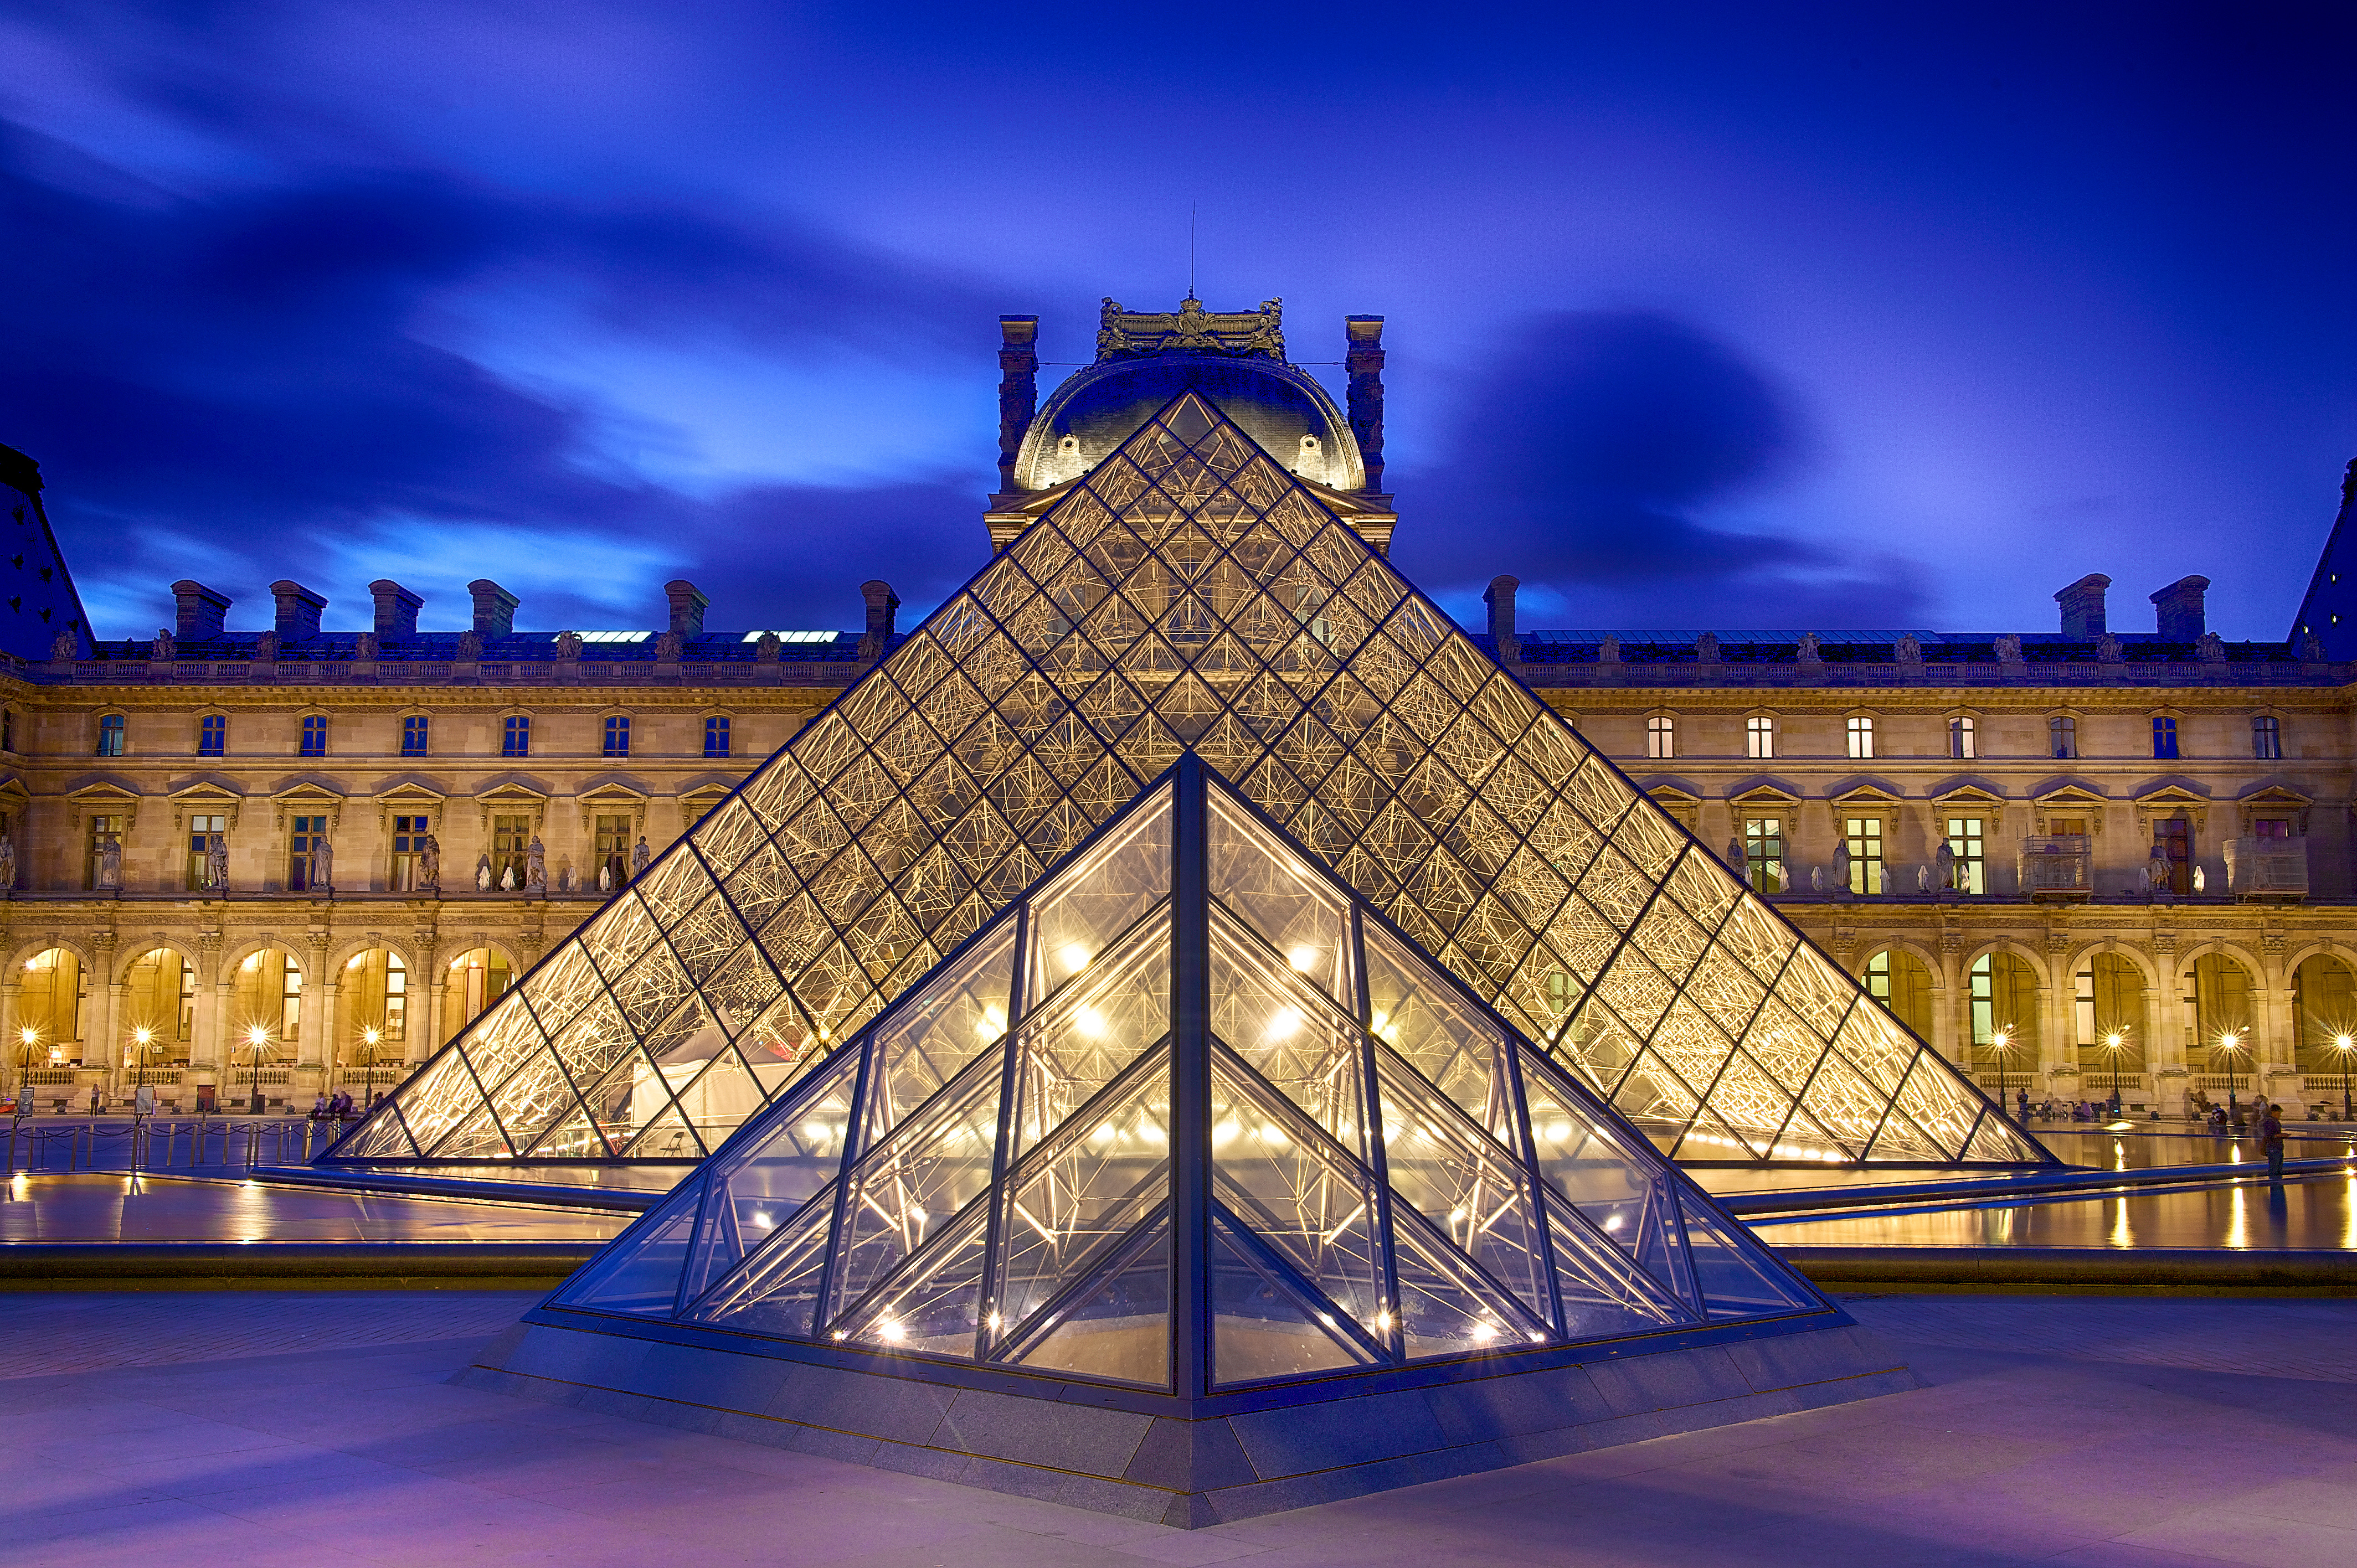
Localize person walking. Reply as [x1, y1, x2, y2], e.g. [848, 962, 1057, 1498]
[2261, 1101, 2286, 1182]
[2015, 1088, 2029, 1124]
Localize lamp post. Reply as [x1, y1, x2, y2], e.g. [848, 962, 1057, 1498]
[2102, 1030, 2128, 1110]
[2335, 1035, 2354, 1123]
[1990, 1028, 2014, 1119]
[242, 1025, 272, 1115]
[2217, 1029, 2246, 1129]
[12, 1025, 34, 1112]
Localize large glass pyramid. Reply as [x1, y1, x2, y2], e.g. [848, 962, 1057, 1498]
[548, 761, 1831, 1387]
[328, 390, 2047, 1169]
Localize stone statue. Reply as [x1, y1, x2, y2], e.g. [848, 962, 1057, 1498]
[1934, 841, 1956, 890]
[755, 632, 781, 663]
[554, 631, 583, 659]
[97, 834, 123, 890]
[50, 631, 76, 662]
[1808, 864, 1824, 894]
[1596, 634, 1620, 664]
[2198, 632, 2227, 663]
[1995, 633, 2023, 663]
[500, 863, 517, 891]
[253, 631, 279, 663]
[2145, 850, 2172, 894]
[2193, 864, 2207, 894]
[310, 836, 333, 893]
[656, 630, 684, 662]
[631, 835, 651, 876]
[353, 632, 377, 661]
[1724, 836, 1744, 871]
[1831, 840, 1852, 894]
[2095, 633, 2123, 663]
[1896, 633, 1923, 662]
[1694, 632, 1720, 663]
[1916, 863, 1933, 894]
[456, 630, 483, 661]
[1796, 632, 1822, 662]
[207, 833, 228, 891]
[598, 862, 613, 892]
[526, 837, 547, 893]
[476, 853, 492, 891]
[2301, 631, 2327, 661]
[0, 834, 14, 892]
[417, 833, 441, 893]
[152, 628, 175, 661]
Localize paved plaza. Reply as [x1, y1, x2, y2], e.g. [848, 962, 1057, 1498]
[0, 1290, 2351, 1566]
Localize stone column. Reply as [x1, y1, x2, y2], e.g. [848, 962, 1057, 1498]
[100, 981, 126, 1096]
[425, 979, 448, 1059]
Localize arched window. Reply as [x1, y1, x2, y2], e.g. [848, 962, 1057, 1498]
[1968, 951, 2039, 1083]
[342, 948, 410, 1064]
[229, 948, 303, 1052]
[1863, 949, 1933, 1039]
[18, 947, 87, 1053]
[2074, 952, 2147, 1081]
[122, 948, 196, 1058]
[2292, 954, 2356, 1075]
[445, 948, 513, 1042]
[2189, 953, 2255, 1074]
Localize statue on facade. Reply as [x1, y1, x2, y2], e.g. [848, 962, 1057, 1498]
[656, 631, 684, 662]
[500, 863, 517, 891]
[631, 835, 651, 876]
[2192, 864, 2206, 894]
[1808, 864, 1824, 894]
[1795, 632, 1821, 663]
[476, 853, 492, 891]
[2198, 631, 2227, 663]
[0, 834, 14, 892]
[1596, 634, 1620, 664]
[417, 833, 441, 893]
[526, 837, 547, 894]
[2095, 633, 2123, 663]
[1831, 840, 1852, 895]
[152, 628, 175, 661]
[1896, 633, 1923, 662]
[97, 834, 123, 890]
[1695, 632, 1720, 663]
[755, 632, 781, 663]
[2301, 631, 2327, 661]
[1724, 836, 1744, 871]
[353, 632, 378, 661]
[1934, 841, 1957, 891]
[50, 631, 77, 662]
[253, 630, 279, 664]
[598, 862, 613, 891]
[207, 833, 228, 892]
[456, 630, 483, 661]
[310, 837, 333, 894]
[1994, 633, 2023, 662]
[2145, 850, 2172, 895]
[554, 631, 583, 659]
[1916, 863, 1933, 894]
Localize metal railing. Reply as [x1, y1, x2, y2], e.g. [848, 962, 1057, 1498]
[1, 1114, 349, 1175]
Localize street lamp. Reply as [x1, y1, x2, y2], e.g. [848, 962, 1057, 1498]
[2216, 1030, 2246, 1128]
[2102, 1030, 2128, 1107]
[242, 1025, 272, 1114]
[2335, 1034, 2354, 1123]
[1989, 1028, 2015, 1118]
[12, 1025, 34, 1111]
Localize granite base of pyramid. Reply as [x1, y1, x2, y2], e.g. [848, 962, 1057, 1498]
[455, 1309, 1915, 1526]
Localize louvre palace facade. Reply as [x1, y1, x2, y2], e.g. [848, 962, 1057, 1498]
[2, 301, 2354, 1129]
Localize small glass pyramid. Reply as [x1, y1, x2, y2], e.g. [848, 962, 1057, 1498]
[330, 389, 2047, 1170]
[549, 761, 1830, 1390]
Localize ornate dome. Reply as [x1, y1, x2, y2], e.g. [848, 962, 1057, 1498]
[1011, 298, 1365, 492]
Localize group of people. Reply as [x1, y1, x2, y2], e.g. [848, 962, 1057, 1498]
[307, 1090, 362, 1122]
[2021, 1093, 2124, 1124]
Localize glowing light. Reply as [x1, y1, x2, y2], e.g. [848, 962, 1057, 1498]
[1603, 1215, 1623, 1230]
[1212, 1118, 1240, 1147]
[1288, 946, 1319, 973]
[17, 1027, 34, 1046]
[241, 953, 260, 973]
[246, 1027, 269, 1048]
[1545, 1120, 1573, 1143]
[1073, 1005, 1107, 1039]
[363, 1028, 381, 1046]
[346, 953, 366, 970]
[2338, 1035, 2354, 1053]
[132, 1028, 152, 1046]
[876, 1318, 905, 1343]
[986, 1311, 1002, 1332]
[753, 1211, 773, 1229]
[1265, 1005, 1303, 1041]
[975, 1005, 1007, 1042]
[1059, 943, 1090, 975]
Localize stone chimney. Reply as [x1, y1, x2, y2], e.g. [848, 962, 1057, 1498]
[996, 316, 1039, 496]
[2054, 574, 2111, 639]
[2150, 575, 2209, 640]
[270, 580, 326, 641]
[1345, 316, 1387, 494]
[469, 579, 518, 638]
[860, 580, 899, 660]
[369, 579, 422, 639]
[1483, 575, 1519, 662]
[172, 580, 231, 641]
[665, 580, 709, 638]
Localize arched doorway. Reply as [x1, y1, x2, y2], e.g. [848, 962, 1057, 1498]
[121, 947, 197, 1089]
[2189, 952, 2257, 1096]
[338, 947, 410, 1096]
[1862, 948, 1933, 1039]
[2292, 953, 2357, 1088]
[2074, 952, 2147, 1096]
[444, 948, 512, 1044]
[1968, 950, 2039, 1100]
[226, 948, 302, 1110]
[17, 947, 86, 1077]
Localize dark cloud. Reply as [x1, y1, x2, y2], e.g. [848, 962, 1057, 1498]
[0, 122, 996, 633]
[1396, 311, 1929, 628]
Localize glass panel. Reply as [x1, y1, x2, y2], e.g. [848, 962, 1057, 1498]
[860, 922, 1017, 1147]
[840, 1206, 990, 1360]
[1372, 1043, 1548, 1322]
[1389, 1203, 1550, 1358]
[1010, 1220, 1172, 1388]
[1013, 906, 1171, 1156]
[1211, 1056, 1385, 1329]
[995, 1048, 1170, 1343]
[824, 1066, 1004, 1325]
[1210, 910, 1366, 1157]
[1210, 1215, 1377, 1386]
[1027, 784, 1172, 1005]
[1545, 1194, 1697, 1336]
[1207, 789, 1351, 1005]
[1364, 927, 1517, 1149]
[1518, 1052, 1689, 1304]
[689, 1182, 837, 1339]
[552, 1177, 704, 1316]
[1675, 1190, 1818, 1318]
[680, 1048, 862, 1304]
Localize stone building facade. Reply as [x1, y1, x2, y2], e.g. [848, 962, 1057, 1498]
[4, 386, 2354, 1122]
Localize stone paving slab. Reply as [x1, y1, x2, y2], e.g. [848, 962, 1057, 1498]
[1, 1292, 2354, 1565]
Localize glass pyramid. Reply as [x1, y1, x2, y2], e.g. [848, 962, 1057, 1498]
[327, 389, 2047, 1169]
[549, 760, 1831, 1389]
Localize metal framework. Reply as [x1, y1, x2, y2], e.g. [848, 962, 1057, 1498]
[328, 391, 2048, 1170]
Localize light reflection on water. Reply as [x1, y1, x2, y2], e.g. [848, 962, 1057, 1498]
[1757, 1171, 2350, 1250]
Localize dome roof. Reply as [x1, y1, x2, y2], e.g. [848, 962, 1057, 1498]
[1013, 331, 1364, 493]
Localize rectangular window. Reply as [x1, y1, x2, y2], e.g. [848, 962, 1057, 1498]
[595, 814, 632, 890]
[2049, 715, 2077, 759]
[198, 714, 226, 756]
[2154, 817, 2191, 895]
[1743, 817, 1784, 895]
[389, 815, 429, 892]
[2252, 715, 2281, 760]
[186, 814, 226, 892]
[1645, 715, 1674, 760]
[1746, 715, 1775, 760]
[1846, 716, 1875, 760]
[96, 714, 125, 756]
[299, 714, 328, 757]
[1844, 817, 1885, 895]
[401, 715, 430, 757]
[2151, 715, 2178, 759]
[287, 815, 327, 892]
[502, 715, 530, 757]
[2253, 818, 2292, 842]
[1946, 817, 1987, 895]
[1949, 716, 1976, 759]
[603, 715, 631, 757]
[704, 715, 732, 759]
[492, 814, 531, 890]
[85, 814, 124, 890]
[1970, 957, 1995, 1048]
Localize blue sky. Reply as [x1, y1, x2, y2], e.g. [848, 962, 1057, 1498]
[2, 2, 2351, 640]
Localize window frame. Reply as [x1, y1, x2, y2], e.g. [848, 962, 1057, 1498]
[1944, 814, 1988, 895]
[1741, 816, 1784, 895]
[95, 713, 126, 757]
[400, 714, 430, 758]
[603, 714, 632, 758]
[1644, 714, 1674, 761]
[2150, 714, 2179, 760]
[1948, 714, 1977, 760]
[1744, 714, 1776, 760]
[1845, 714, 1876, 761]
[2251, 714, 2281, 760]
[197, 713, 227, 757]
[297, 713, 330, 758]
[703, 714, 732, 759]
[501, 714, 531, 759]
[2049, 714, 2078, 760]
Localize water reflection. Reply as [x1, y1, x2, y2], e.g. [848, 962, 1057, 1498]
[1754, 1169, 2353, 1251]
